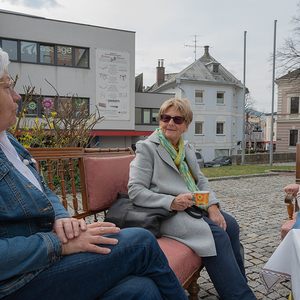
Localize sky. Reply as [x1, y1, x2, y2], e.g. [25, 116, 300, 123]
[0, 0, 299, 113]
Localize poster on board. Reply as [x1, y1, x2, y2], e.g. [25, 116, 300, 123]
[95, 49, 130, 120]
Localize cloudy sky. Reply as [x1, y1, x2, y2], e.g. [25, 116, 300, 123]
[1, 0, 299, 112]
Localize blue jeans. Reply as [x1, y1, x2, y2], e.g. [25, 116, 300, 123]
[4, 228, 187, 300]
[202, 212, 257, 300]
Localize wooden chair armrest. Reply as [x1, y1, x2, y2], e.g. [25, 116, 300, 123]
[285, 192, 295, 220]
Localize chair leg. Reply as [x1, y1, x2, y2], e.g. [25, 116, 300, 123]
[287, 203, 294, 220]
[187, 272, 200, 300]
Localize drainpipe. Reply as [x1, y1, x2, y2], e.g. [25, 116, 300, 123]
[176, 78, 187, 140]
[176, 78, 185, 98]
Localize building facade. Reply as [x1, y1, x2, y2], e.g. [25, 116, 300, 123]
[276, 69, 300, 152]
[148, 47, 246, 162]
[1, 9, 166, 149]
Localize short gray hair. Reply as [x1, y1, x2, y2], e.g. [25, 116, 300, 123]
[0, 48, 10, 78]
[158, 98, 193, 125]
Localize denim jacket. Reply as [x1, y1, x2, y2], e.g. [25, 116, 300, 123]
[0, 132, 70, 298]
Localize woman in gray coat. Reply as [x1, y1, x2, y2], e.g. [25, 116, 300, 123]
[128, 98, 257, 300]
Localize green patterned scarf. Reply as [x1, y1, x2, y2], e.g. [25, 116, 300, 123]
[155, 128, 199, 192]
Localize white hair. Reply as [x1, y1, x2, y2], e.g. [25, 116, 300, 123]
[0, 48, 10, 78]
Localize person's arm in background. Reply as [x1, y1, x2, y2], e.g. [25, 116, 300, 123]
[284, 184, 300, 229]
[284, 184, 299, 197]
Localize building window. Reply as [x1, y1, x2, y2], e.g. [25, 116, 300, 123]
[290, 129, 298, 146]
[57, 45, 72, 66]
[152, 109, 159, 124]
[215, 149, 229, 157]
[135, 108, 159, 125]
[19, 95, 89, 118]
[216, 122, 224, 134]
[135, 108, 142, 124]
[195, 90, 204, 104]
[143, 109, 151, 124]
[2, 39, 18, 60]
[291, 97, 299, 114]
[40, 44, 55, 64]
[195, 122, 203, 134]
[75, 48, 89, 67]
[233, 94, 236, 108]
[21, 41, 37, 63]
[24, 97, 40, 117]
[0, 38, 89, 68]
[216, 92, 225, 105]
[213, 64, 219, 73]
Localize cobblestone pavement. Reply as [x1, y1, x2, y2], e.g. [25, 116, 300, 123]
[195, 171, 295, 300]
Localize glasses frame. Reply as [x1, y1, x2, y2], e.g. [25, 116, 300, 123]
[160, 114, 186, 125]
[0, 80, 15, 93]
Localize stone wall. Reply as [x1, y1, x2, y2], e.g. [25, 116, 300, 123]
[232, 152, 296, 165]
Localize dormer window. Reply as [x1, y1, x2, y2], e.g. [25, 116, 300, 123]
[205, 61, 220, 74]
[213, 64, 219, 73]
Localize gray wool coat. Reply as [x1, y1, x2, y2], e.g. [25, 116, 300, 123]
[128, 132, 221, 257]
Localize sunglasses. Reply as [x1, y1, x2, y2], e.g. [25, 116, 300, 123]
[160, 114, 186, 124]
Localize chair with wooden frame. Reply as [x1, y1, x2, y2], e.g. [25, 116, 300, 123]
[28, 146, 204, 300]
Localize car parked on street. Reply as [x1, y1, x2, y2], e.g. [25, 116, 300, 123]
[204, 156, 232, 168]
[195, 151, 205, 168]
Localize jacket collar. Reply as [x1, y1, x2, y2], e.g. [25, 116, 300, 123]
[148, 131, 197, 182]
[0, 131, 33, 163]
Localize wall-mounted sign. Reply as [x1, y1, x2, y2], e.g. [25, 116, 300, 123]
[96, 49, 130, 120]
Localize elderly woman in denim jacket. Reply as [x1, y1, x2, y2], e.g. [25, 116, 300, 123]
[0, 48, 188, 300]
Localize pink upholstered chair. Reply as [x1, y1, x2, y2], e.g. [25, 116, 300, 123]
[158, 237, 202, 286]
[84, 155, 136, 211]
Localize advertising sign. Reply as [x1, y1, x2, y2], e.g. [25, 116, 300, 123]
[96, 49, 130, 120]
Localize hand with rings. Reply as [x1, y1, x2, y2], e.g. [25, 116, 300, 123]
[53, 217, 87, 244]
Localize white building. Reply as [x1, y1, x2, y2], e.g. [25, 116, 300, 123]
[0, 9, 173, 149]
[147, 46, 246, 162]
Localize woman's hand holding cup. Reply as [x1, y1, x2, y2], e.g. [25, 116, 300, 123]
[170, 193, 194, 211]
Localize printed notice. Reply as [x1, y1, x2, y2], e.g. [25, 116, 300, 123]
[96, 49, 130, 120]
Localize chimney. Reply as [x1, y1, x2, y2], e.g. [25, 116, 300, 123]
[204, 45, 210, 58]
[156, 59, 165, 86]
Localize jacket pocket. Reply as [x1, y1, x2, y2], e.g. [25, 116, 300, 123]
[0, 165, 21, 212]
[0, 164, 9, 180]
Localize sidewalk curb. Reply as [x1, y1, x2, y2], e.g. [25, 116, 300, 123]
[268, 169, 295, 173]
[208, 172, 280, 181]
